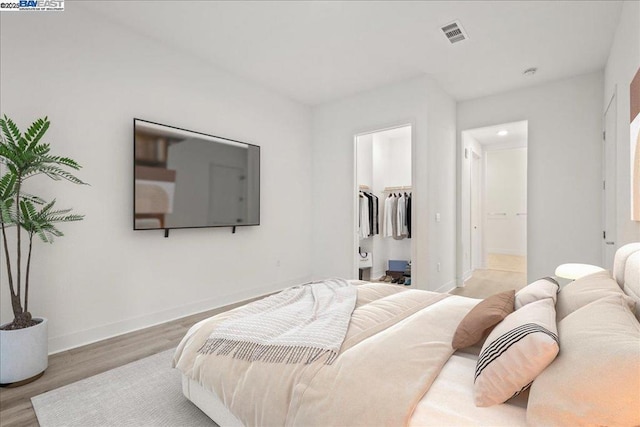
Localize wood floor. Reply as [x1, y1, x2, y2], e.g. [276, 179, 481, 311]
[1, 267, 522, 427]
[450, 253, 527, 299]
[487, 253, 527, 273]
[450, 268, 527, 299]
[0, 298, 257, 427]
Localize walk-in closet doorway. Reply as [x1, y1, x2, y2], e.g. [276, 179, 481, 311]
[354, 124, 414, 286]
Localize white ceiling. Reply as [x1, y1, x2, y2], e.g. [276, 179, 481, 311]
[465, 120, 528, 149]
[79, 1, 622, 106]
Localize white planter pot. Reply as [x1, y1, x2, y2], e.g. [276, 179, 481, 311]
[0, 317, 48, 385]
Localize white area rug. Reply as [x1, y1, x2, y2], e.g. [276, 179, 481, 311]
[31, 349, 218, 427]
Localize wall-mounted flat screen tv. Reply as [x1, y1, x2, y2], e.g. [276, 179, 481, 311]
[133, 119, 260, 231]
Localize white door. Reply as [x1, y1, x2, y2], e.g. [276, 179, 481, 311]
[603, 93, 617, 268]
[470, 151, 482, 270]
[485, 148, 527, 263]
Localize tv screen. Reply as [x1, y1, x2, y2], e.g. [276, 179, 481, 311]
[133, 119, 260, 230]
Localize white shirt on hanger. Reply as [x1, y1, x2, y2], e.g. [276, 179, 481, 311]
[399, 193, 409, 237]
[359, 193, 370, 238]
[382, 194, 394, 237]
[396, 193, 406, 239]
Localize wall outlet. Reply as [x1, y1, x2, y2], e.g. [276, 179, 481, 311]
[435, 213, 441, 222]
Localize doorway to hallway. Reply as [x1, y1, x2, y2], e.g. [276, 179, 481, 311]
[460, 120, 528, 286]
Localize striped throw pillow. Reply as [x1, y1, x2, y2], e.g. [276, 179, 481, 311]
[474, 297, 559, 407]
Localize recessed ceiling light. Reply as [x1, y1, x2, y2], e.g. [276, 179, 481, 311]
[523, 67, 538, 77]
[497, 130, 508, 136]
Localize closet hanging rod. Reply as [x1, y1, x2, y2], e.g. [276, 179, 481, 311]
[383, 185, 412, 192]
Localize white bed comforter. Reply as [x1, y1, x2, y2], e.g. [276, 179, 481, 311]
[174, 283, 475, 427]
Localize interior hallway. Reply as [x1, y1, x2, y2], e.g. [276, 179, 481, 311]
[451, 254, 527, 299]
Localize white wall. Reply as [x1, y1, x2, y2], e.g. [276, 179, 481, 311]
[356, 134, 373, 188]
[426, 84, 458, 292]
[457, 71, 604, 281]
[312, 75, 457, 292]
[604, 0, 640, 245]
[379, 135, 412, 189]
[484, 148, 527, 256]
[355, 135, 374, 278]
[0, 6, 313, 353]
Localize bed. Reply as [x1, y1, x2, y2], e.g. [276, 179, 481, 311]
[173, 244, 640, 426]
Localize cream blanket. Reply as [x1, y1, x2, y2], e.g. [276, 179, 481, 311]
[198, 278, 356, 364]
[174, 283, 472, 427]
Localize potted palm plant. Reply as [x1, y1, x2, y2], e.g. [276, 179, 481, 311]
[0, 115, 86, 386]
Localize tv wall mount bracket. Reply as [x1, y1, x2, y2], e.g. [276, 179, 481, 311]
[162, 226, 237, 238]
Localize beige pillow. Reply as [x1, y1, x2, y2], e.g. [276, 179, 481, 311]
[451, 290, 515, 350]
[612, 242, 640, 287]
[623, 251, 640, 320]
[556, 270, 635, 320]
[527, 294, 640, 426]
[474, 297, 559, 407]
[515, 277, 559, 309]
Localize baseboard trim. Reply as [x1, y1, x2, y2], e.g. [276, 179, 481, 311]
[48, 275, 311, 355]
[434, 279, 456, 294]
[457, 270, 473, 286]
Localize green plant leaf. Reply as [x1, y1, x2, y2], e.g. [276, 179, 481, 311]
[0, 173, 16, 198]
[0, 173, 17, 225]
[25, 199, 84, 243]
[24, 118, 48, 148]
[19, 199, 38, 222]
[23, 164, 86, 185]
[0, 115, 22, 146]
[0, 115, 88, 323]
[19, 192, 46, 205]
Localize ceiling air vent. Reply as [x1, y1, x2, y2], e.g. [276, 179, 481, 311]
[441, 20, 468, 44]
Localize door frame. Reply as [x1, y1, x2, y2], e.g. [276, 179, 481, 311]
[457, 121, 528, 286]
[353, 122, 415, 281]
[470, 150, 483, 271]
[602, 88, 617, 267]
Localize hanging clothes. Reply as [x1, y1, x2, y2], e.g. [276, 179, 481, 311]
[382, 194, 394, 237]
[358, 192, 370, 238]
[358, 190, 379, 238]
[362, 192, 374, 237]
[406, 193, 412, 239]
[399, 193, 409, 238]
[392, 194, 400, 238]
[393, 194, 404, 240]
[381, 190, 412, 239]
[403, 192, 410, 238]
[370, 193, 379, 235]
